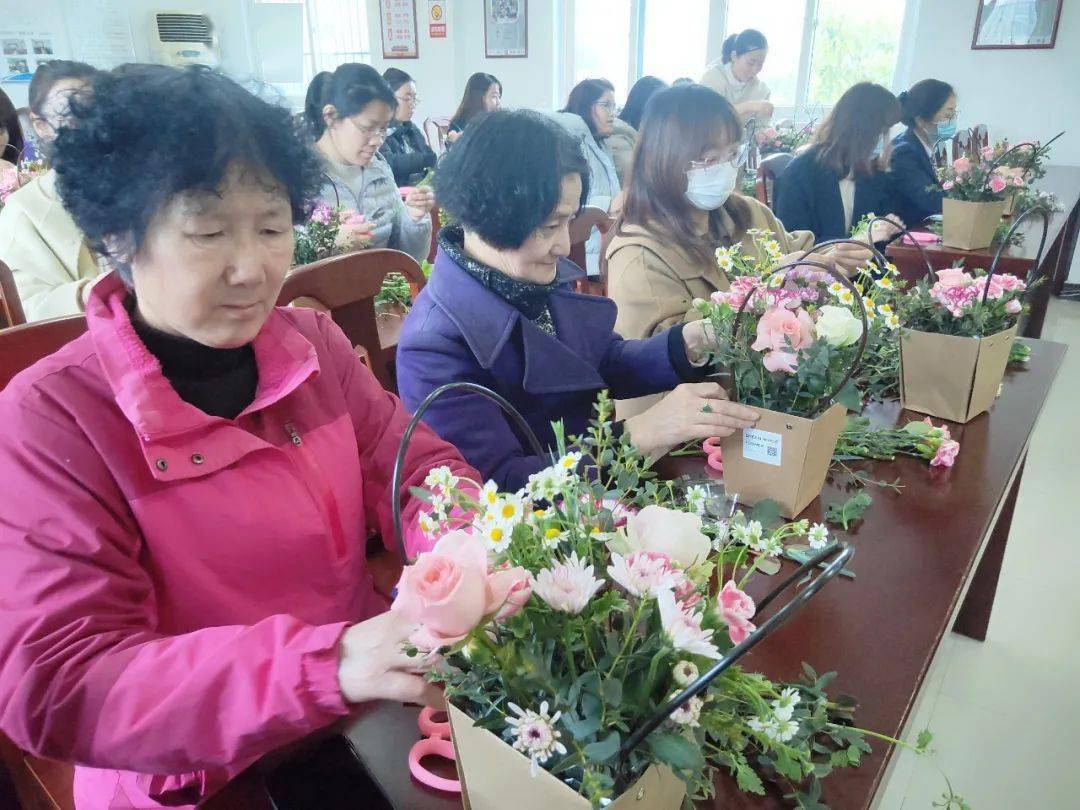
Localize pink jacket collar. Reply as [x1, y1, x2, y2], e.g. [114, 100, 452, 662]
[86, 273, 321, 481]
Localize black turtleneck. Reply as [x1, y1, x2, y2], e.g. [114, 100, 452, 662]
[128, 299, 258, 420]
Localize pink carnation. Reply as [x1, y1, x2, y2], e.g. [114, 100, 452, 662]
[952, 157, 972, 174]
[923, 416, 952, 441]
[719, 580, 757, 645]
[988, 174, 1007, 194]
[712, 275, 765, 310]
[980, 145, 994, 160]
[931, 439, 960, 468]
[1005, 298, 1023, 315]
[751, 306, 815, 374]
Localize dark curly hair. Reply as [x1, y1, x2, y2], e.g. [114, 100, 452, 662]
[52, 65, 323, 281]
[434, 109, 589, 250]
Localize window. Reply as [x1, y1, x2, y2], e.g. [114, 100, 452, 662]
[572, 0, 633, 100]
[260, 0, 371, 87]
[641, 0, 710, 84]
[725, 0, 807, 107]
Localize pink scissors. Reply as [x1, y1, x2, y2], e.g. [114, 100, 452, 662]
[408, 705, 461, 793]
[703, 437, 723, 473]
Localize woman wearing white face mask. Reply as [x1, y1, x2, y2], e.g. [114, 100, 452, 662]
[606, 85, 834, 419]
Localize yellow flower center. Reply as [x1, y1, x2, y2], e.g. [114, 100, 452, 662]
[501, 504, 516, 519]
[489, 528, 504, 543]
[545, 527, 561, 539]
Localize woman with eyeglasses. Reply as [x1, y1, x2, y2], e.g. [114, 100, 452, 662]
[396, 109, 760, 492]
[378, 67, 437, 186]
[773, 82, 906, 245]
[305, 63, 433, 262]
[551, 79, 622, 275]
[605, 84, 856, 417]
[888, 79, 957, 226]
[700, 29, 774, 124]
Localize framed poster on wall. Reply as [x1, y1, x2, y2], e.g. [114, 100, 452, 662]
[484, 0, 527, 58]
[972, 0, 1063, 49]
[380, 0, 419, 59]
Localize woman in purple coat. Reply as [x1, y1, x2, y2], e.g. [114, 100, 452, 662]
[396, 110, 759, 490]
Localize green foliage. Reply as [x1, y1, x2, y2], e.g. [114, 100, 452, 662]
[899, 268, 1034, 338]
[834, 416, 953, 464]
[824, 492, 872, 531]
[807, 10, 900, 107]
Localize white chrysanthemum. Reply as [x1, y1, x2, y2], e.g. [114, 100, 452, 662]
[886, 313, 901, 329]
[555, 452, 583, 476]
[668, 693, 704, 728]
[541, 526, 568, 549]
[772, 687, 801, 722]
[481, 520, 513, 553]
[684, 485, 708, 516]
[657, 589, 721, 660]
[506, 701, 568, 777]
[532, 553, 604, 615]
[672, 660, 700, 687]
[807, 523, 829, 550]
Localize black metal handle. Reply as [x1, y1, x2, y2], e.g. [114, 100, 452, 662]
[726, 254, 870, 418]
[390, 381, 547, 564]
[616, 542, 854, 778]
[982, 205, 1052, 304]
[862, 215, 937, 280]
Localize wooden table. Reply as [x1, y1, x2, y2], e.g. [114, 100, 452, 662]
[224, 340, 1066, 809]
[886, 165, 1080, 340]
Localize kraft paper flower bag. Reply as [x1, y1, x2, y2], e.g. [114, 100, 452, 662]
[899, 264, 1030, 423]
[382, 387, 909, 810]
[698, 250, 870, 518]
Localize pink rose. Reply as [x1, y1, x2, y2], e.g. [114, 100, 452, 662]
[751, 307, 815, 374]
[952, 157, 972, 174]
[486, 565, 532, 620]
[988, 174, 1007, 194]
[393, 530, 491, 650]
[719, 581, 757, 645]
[942, 180, 954, 191]
[931, 439, 960, 468]
[1005, 299, 1022, 315]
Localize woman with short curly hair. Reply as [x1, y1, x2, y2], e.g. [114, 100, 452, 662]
[395, 109, 760, 491]
[0, 65, 473, 809]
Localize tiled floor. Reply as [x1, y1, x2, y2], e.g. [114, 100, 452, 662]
[875, 298, 1080, 809]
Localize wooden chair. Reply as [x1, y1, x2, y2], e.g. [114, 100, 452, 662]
[568, 206, 614, 296]
[0, 731, 75, 810]
[279, 249, 426, 393]
[422, 116, 451, 155]
[0, 260, 27, 329]
[755, 152, 794, 210]
[951, 129, 973, 161]
[0, 314, 87, 391]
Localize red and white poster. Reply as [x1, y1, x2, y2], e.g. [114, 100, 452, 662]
[379, 0, 419, 59]
[428, 0, 447, 39]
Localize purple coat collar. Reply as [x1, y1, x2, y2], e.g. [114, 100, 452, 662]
[426, 247, 619, 395]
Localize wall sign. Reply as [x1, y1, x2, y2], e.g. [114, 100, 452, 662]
[428, 0, 446, 39]
[484, 0, 527, 59]
[380, 0, 419, 59]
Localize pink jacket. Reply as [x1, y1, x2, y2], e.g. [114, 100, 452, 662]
[0, 273, 476, 809]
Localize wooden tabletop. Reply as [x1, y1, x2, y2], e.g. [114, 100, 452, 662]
[288, 339, 1064, 810]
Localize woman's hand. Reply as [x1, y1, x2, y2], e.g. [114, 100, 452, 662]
[828, 242, 874, 276]
[405, 187, 436, 221]
[337, 610, 445, 707]
[738, 100, 774, 122]
[868, 214, 905, 244]
[334, 220, 377, 251]
[624, 383, 760, 460]
[681, 319, 716, 366]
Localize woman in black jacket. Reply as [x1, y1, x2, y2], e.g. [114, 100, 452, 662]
[888, 79, 957, 226]
[378, 67, 437, 186]
[773, 82, 904, 244]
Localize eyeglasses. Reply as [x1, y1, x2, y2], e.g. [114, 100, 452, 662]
[594, 101, 619, 114]
[350, 119, 390, 139]
[688, 153, 741, 172]
[397, 94, 421, 104]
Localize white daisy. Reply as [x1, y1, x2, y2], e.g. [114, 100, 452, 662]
[772, 687, 801, 722]
[684, 485, 708, 516]
[480, 480, 500, 509]
[491, 494, 525, 527]
[837, 289, 855, 305]
[875, 276, 895, 290]
[555, 452, 582, 476]
[481, 520, 513, 553]
[886, 313, 901, 329]
[541, 526, 568, 549]
[806, 523, 829, 550]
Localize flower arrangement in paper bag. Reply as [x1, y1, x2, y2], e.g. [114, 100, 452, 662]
[900, 266, 1030, 338]
[936, 153, 1027, 203]
[392, 395, 925, 807]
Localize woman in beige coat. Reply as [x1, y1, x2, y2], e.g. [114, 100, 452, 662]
[607, 84, 872, 417]
[700, 29, 773, 124]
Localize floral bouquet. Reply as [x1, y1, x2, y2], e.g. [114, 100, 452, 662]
[696, 258, 869, 516]
[393, 395, 920, 809]
[898, 266, 1029, 422]
[836, 416, 960, 469]
[0, 159, 47, 211]
[936, 148, 1030, 250]
[755, 124, 813, 157]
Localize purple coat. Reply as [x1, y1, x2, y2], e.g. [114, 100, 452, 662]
[396, 247, 698, 490]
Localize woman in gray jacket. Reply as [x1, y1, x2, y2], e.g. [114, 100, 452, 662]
[304, 64, 433, 263]
[551, 79, 621, 275]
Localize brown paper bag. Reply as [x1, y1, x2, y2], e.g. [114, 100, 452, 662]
[719, 403, 847, 519]
[448, 703, 686, 810]
[899, 325, 1016, 423]
[941, 198, 1006, 250]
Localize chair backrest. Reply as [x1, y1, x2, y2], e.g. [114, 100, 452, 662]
[971, 124, 989, 152]
[423, 116, 451, 155]
[932, 140, 950, 169]
[0, 315, 88, 391]
[756, 152, 794, 210]
[951, 129, 972, 161]
[278, 249, 426, 392]
[0, 260, 26, 329]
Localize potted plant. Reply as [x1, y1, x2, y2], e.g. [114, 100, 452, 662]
[697, 254, 869, 517]
[389, 393, 893, 808]
[898, 265, 1029, 423]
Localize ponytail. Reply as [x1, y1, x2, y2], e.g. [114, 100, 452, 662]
[722, 29, 768, 64]
[303, 64, 396, 138]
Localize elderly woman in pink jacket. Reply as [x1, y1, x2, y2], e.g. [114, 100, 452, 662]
[0, 64, 476, 809]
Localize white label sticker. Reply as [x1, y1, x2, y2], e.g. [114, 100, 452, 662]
[743, 428, 782, 466]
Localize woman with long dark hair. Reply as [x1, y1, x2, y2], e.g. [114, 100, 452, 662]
[606, 75, 667, 185]
[378, 67, 438, 185]
[773, 82, 905, 243]
[0, 86, 24, 168]
[700, 29, 773, 123]
[304, 63, 433, 261]
[888, 79, 957, 225]
[447, 72, 502, 143]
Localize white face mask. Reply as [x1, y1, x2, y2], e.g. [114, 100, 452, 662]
[685, 161, 738, 210]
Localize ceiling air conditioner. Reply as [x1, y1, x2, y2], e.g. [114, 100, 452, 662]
[150, 11, 220, 67]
